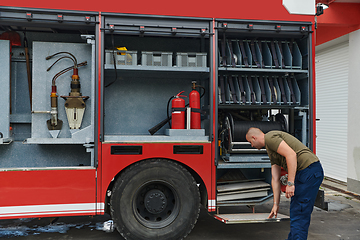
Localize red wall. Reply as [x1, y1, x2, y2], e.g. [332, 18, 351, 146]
[316, 3, 360, 45]
[1, 0, 313, 22]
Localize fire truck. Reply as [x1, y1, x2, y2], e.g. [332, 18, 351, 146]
[0, 1, 318, 239]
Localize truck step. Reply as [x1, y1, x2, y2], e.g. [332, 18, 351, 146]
[214, 213, 290, 224]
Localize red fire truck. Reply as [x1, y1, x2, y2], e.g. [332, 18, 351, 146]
[0, 1, 318, 239]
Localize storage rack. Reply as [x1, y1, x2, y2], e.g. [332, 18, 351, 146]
[215, 20, 313, 206]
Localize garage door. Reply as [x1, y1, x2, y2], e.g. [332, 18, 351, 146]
[315, 41, 349, 182]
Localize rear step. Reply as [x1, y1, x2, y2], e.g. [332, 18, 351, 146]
[214, 213, 290, 224]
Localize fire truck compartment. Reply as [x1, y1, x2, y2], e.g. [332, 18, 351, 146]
[102, 15, 211, 142]
[0, 8, 97, 168]
[214, 19, 313, 208]
[27, 41, 94, 144]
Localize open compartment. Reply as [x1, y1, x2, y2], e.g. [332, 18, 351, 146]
[102, 15, 211, 143]
[216, 168, 273, 206]
[28, 41, 95, 144]
[215, 19, 312, 209]
[0, 8, 97, 168]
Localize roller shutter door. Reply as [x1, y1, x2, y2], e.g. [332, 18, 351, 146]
[315, 41, 349, 182]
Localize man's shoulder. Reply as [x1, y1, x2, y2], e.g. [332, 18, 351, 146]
[264, 130, 286, 151]
[265, 130, 284, 139]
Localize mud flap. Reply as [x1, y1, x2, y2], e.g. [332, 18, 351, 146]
[314, 189, 328, 211]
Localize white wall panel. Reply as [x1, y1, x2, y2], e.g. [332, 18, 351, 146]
[282, 0, 315, 15]
[315, 41, 349, 182]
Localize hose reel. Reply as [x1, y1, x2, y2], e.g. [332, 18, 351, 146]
[222, 113, 286, 153]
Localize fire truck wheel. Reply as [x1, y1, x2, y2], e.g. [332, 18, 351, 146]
[110, 159, 200, 240]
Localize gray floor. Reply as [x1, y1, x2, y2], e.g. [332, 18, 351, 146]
[1, 180, 359, 240]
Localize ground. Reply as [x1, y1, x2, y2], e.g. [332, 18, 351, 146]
[1, 180, 359, 240]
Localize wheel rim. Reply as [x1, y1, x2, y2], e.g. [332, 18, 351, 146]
[133, 180, 180, 229]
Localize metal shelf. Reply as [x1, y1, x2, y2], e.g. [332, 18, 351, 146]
[104, 134, 210, 143]
[218, 67, 308, 74]
[218, 104, 308, 110]
[217, 159, 271, 169]
[105, 64, 209, 72]
[104, 65, 210, 79]
[216, 194, 274, 206]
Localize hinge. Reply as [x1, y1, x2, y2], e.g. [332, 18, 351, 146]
[57, 14, 63, 23]
[26, 12, 33, 21]
[275, 25, 281, 32]
[85, 16, 91, 24]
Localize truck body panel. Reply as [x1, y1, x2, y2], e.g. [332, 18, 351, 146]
[0, 1, 316, 238]
[0, 168, 98, 219]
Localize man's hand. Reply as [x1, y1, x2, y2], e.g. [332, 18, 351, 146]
[285, 185, 295, 198]
[268, 204, 279, 219]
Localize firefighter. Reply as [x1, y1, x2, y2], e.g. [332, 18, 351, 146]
[246, 127, 324, 240]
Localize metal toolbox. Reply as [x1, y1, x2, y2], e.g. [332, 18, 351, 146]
[141, 51, 173, 67]
[105, 49, 137, 66]
[176, 52, 207, 67]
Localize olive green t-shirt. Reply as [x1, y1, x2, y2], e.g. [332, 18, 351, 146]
[264, 131, 319, 172]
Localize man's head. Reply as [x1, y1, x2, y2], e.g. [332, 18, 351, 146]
[246, 127, 265, 150]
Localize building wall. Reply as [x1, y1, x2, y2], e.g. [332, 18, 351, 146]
[347, 29, 360, 194]
[315, 2, 360, 194]
[315, 37, 349, 182]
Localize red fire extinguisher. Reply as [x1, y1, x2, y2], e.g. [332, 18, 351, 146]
[280, 168, 288, 193]
[171, 91, 186, 129]
[189, 81, 201, 129]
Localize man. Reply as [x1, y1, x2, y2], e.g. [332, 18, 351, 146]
[246, 127, 324, 240]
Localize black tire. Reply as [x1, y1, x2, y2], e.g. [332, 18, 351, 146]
[110, 159, 200, 240]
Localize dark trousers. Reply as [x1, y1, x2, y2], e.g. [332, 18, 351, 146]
[287, 161, 324, 240]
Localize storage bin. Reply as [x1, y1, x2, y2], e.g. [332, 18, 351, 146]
[141, 51, 173, 67]
[105, 49, 137, 66]
[176, 52, 207, 67]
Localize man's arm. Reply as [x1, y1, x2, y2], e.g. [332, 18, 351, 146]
[277, 140, 297, 199]
[268, 164, 281, 219]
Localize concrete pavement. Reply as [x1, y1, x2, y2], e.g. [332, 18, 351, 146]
[1, 179, 359, 240]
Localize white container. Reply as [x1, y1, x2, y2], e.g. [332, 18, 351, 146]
[141, 51, 173, 67]
[105, 50, 137, 66]
[176, 52, 207, 67]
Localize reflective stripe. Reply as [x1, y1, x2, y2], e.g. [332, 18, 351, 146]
[0, 203, 104, 218]
[208, 199, 216, 209]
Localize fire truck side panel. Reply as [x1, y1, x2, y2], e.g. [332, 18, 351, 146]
[0, 168, 98, 219]
[100, 142, 214, 209]
[0, 1, 316, 237]
[1, 0, 314, 22]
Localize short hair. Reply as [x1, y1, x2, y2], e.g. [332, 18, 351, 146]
[246, 127, 263, 138]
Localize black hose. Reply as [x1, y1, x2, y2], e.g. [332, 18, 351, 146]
[47, 56, 76, 71]
[46, 51, 78, 67]
[52, 61, 87, 86]
[197, 85, 206, 98]
[105, 31, 118, 88]
[167, 96, 175, 128]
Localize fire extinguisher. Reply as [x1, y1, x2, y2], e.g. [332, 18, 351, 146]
[171, 91, 187, 129]
[280, 168, 288, 193]
[189, 81, 201, 129]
